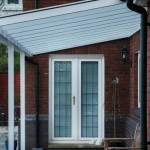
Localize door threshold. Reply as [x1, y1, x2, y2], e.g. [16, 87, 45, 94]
[48, 143, 103, 148]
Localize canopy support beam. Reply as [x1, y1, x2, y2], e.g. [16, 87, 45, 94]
[20, 51, 25, 150]
[8, 42, 14, 149]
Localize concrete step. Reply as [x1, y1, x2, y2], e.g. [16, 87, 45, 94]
[45, 148, 104, 150]
[45, 144, 104, 150]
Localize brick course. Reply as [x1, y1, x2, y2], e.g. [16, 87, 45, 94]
[23, 0, 81, 10]
[25, 38, 132, 149]
[0, 72, 20, 105]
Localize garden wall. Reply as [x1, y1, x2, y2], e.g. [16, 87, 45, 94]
[0, 72, 20, 112]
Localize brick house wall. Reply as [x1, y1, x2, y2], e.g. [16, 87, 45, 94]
[23, 0, 81, 11]
[25, 38, 131, 149]
[25, 61, 36, 114]
[0, 72, 20, 104]
[0, 72, 20, 105]
[129, 31, 140, 109]
[23, 0, 141, 149]
[0, 0, 145, 149]
[0, 72, 20, 121]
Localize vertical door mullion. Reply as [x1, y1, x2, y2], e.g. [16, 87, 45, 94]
[72, 59, 78, 141]
[78, 60, 82, 139]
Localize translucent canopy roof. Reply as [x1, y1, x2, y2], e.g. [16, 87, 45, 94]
[0, 0, 140, 56]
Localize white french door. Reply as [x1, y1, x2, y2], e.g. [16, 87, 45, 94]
[49, 55, 104, 144]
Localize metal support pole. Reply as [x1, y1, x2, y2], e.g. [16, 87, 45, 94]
[8, 42, 15, 150]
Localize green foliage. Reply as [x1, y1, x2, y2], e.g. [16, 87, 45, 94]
[0, 43, 20, 72]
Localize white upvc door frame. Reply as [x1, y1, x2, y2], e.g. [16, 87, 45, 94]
[48, 54, 105, 144]
[72, 58, 78, 142]
[78, 58, 103, 141]
[51, 58, 76, 142]
[138, 51, 140, 108]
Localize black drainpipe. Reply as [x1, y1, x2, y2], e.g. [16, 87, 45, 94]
[25, 57, 40, 148]
[123, 0, 147, 149]
[35, 0, 39, 9]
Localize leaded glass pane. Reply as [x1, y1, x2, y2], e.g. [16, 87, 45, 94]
[81, 62, 98, 137]
[8, 0, 19, 4]
[54, 61, 72, 137]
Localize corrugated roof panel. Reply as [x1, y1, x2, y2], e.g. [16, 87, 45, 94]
[0, 0, 140, 56]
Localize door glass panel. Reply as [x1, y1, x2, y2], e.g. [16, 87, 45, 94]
[81, 62, 98, 137]
[54, 61, 72, 137]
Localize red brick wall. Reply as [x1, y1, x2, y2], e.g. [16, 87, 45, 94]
[129, 31, 140, 110]
[25, 61, 36, 114]
[0, 72, 20, 105]
[51, 40, 131, 114]
[23, 0, 81, 11]
[25, 54, 49, 114]
[26, 38, 131, 115]
[0, 73, 8, 104]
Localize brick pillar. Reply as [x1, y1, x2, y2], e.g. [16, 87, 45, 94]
[129, 32, 140, 110]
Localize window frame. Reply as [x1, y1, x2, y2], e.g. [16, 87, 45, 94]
[3, 0, 23, 10]
[138, 51, 140, 108]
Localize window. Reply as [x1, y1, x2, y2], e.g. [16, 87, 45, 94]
[3, 0, 23, 10]
[49, 55, 104, 144]
[81, 62, 98, 137]
[8, 0, 19, 4]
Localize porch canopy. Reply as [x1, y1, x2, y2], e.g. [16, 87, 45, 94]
[0, 0, 140, 150]
[0, 0, 140, 56]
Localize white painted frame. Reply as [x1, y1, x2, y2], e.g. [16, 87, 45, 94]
[1, 36, 26, 150]
[51, 58, 75, 141]
[8, 42, 15, 149]
[4, 0, 23, 10]
[138, 52, 140, 108]
[20, 51, 25, 150]
[48, 54, 105, 144]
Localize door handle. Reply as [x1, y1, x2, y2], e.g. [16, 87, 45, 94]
[72, 96, 75, 105]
